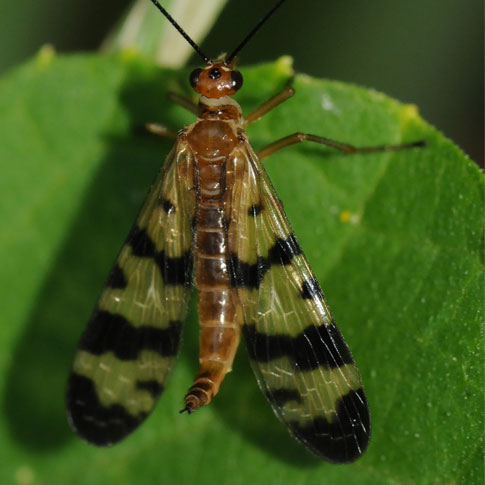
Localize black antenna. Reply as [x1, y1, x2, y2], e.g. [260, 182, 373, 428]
[149, 0, 210, 63]
[225, 0, 286, 64]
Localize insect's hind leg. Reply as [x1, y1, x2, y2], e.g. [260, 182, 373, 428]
[257, 132, 426, 161]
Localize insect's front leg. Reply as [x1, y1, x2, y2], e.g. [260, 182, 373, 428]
[146, 92, 199, 139]
[168, 92, 198, 115]
[258, 132, 426, 161]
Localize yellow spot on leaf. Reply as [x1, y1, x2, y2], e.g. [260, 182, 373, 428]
[36, 45, 55, 68]
[119, 47, 141, 63]
[339, 210, 360, 224]
[340, 210, 351, 223]
[15, 466, 35, 485]
[275, 56, 294, 77]
[403, 103, 420, 121]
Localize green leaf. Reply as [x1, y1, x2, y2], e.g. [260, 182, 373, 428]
[0, 50, 482, 484]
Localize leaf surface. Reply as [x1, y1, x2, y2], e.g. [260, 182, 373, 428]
[0, 51, 482, 484]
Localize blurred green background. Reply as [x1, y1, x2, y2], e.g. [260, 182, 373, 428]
[0, 0, 483, 165]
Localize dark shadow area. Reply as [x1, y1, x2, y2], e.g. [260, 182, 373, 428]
[201, 0, 484, 167]
[0, 0, 132, 74]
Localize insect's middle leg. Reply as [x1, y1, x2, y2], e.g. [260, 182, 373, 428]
[257, 132, 426, 161]
[145, 123, 178, 138]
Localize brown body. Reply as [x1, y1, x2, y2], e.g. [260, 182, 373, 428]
[183, 90, 245, 412]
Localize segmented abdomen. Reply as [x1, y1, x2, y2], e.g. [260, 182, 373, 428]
[184, 157, 240, 412]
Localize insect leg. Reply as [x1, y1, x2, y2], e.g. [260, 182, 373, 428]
[145, 92, 198, 139]
[145, 123, 178, 139]
[244, 86, 295, 125]
[168, 92, 198, 115]
[258, 132, 426, 161]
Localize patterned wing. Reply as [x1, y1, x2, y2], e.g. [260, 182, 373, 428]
[228, 141, 370, 463]
[67, 141, 195, 446]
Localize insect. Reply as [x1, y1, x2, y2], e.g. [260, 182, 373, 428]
[66, 0, 424, 463]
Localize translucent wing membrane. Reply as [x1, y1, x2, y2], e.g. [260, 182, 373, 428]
[67, 141, 195, 446]
[228, 140, 370, 463]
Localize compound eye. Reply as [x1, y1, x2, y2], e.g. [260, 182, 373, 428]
[231, 70, 243, 91]
[189, 68, 202, 88]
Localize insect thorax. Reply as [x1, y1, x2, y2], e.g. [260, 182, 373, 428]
[186, 96, 243, 160]
[197, 96, 242, 122]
